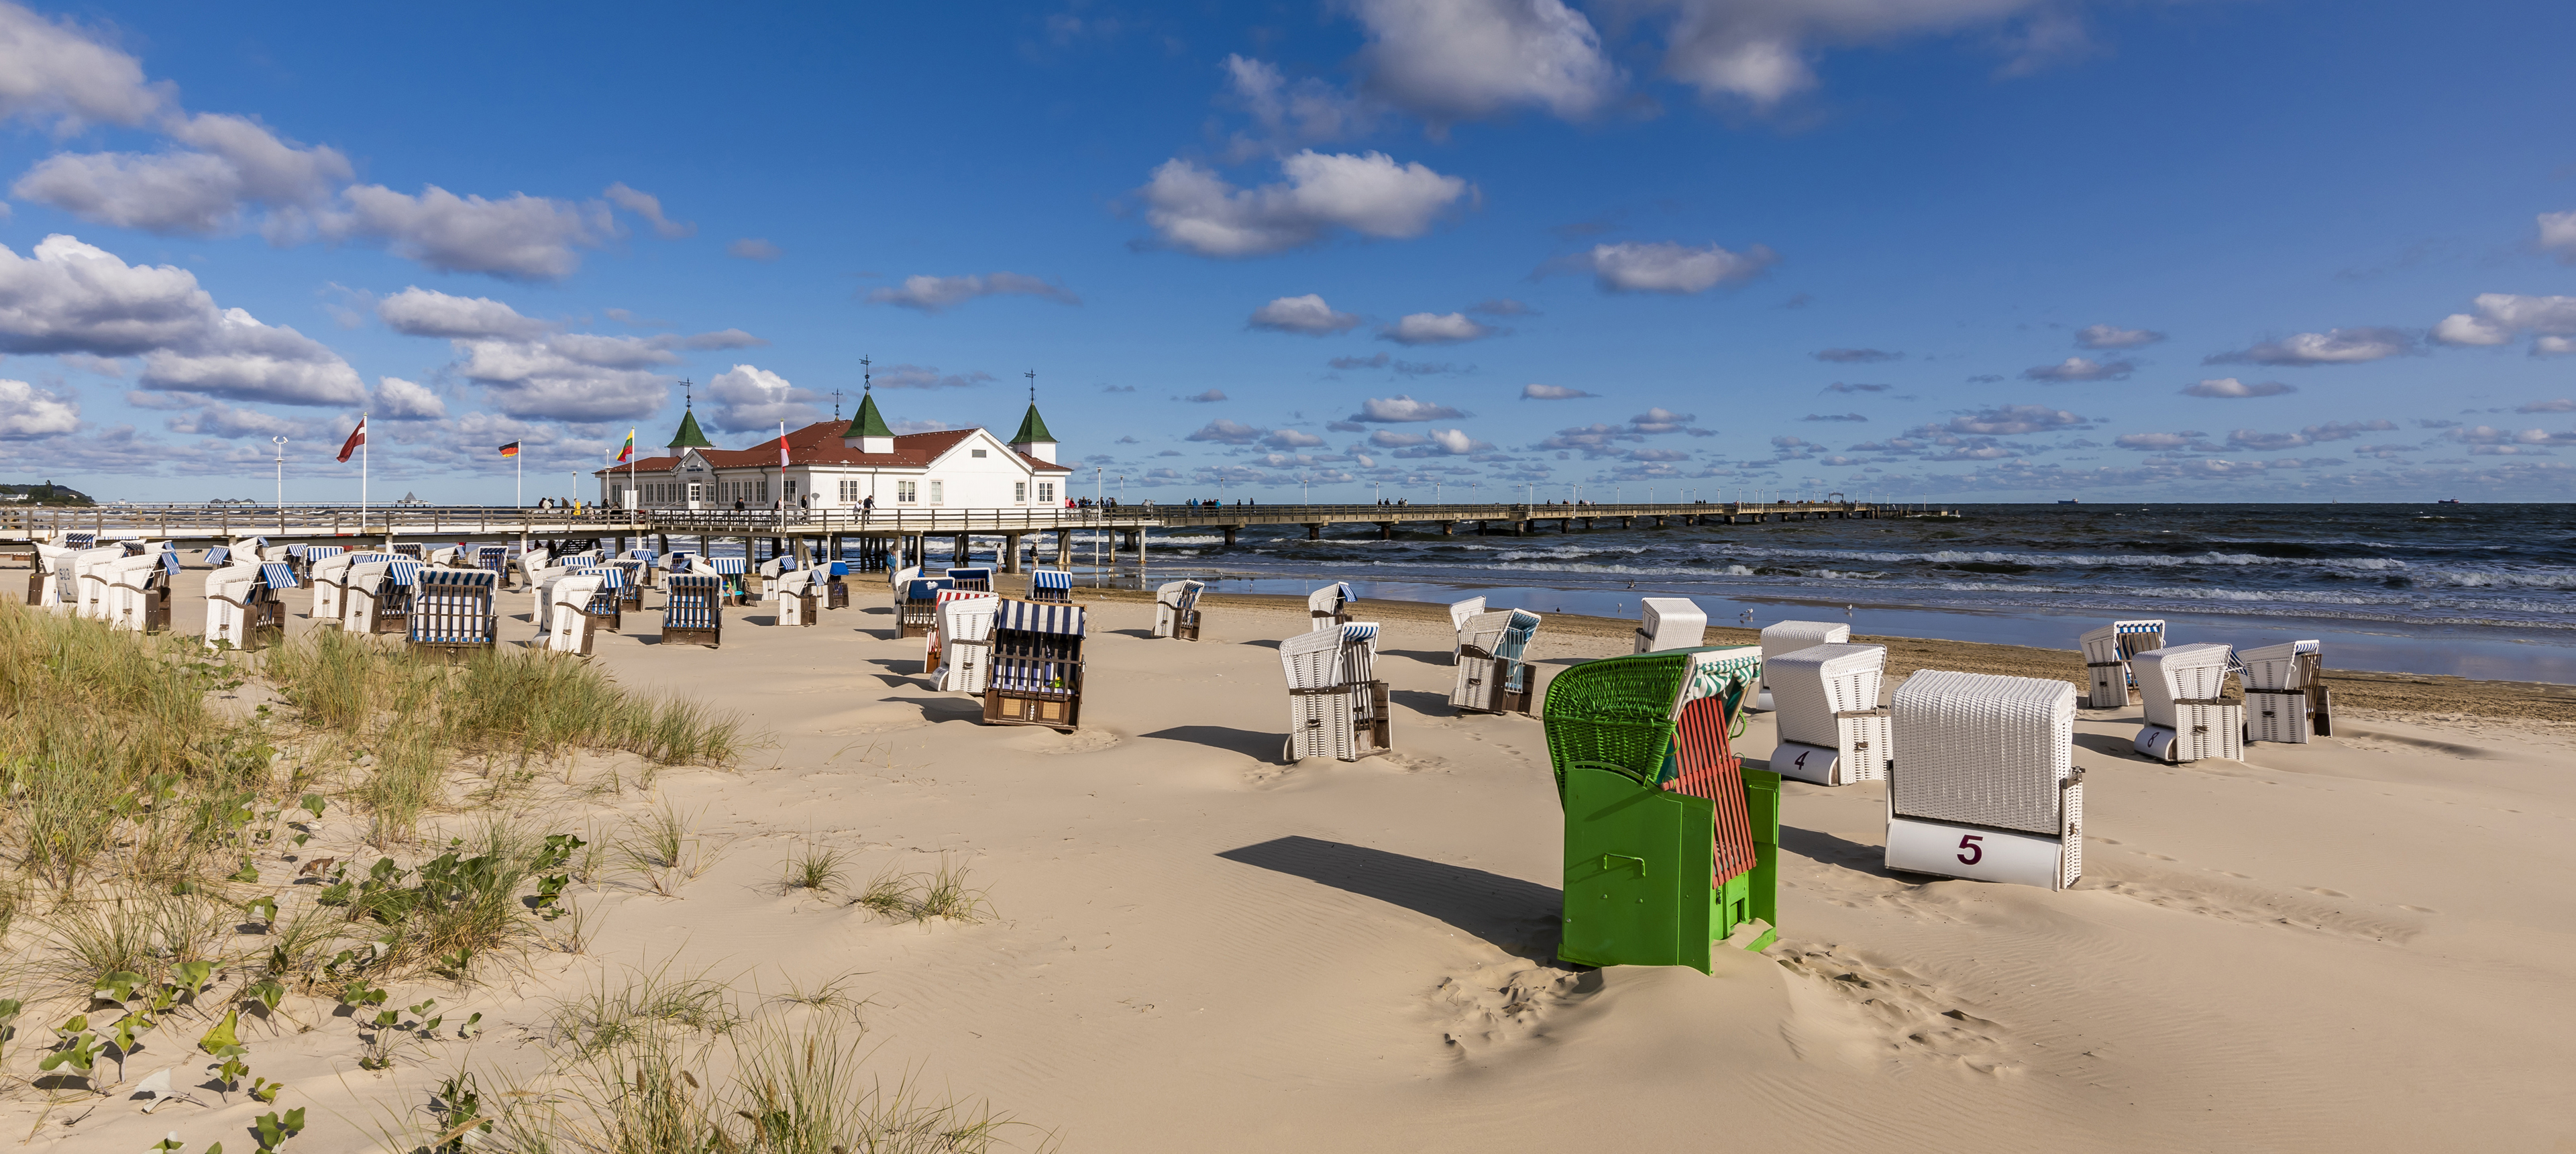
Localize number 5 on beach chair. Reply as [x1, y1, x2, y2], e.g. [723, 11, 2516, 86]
[1542, 647, 1776, 972]
[1152, 579, 1205, 640]
[1884, 670, 2082, 890]
[661, 573, 722, 647]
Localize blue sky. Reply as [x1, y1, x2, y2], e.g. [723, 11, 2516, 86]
[2, 0, 2573, 503]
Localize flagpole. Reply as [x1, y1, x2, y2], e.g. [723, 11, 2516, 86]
[360, 411, 368, 537]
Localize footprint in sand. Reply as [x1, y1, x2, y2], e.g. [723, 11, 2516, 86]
[1773, 945, 2020, 1074]
[2084, 869, 2425, 943]
[1025, 729, 1122, 756]
[1430, 959, 1598, 1054]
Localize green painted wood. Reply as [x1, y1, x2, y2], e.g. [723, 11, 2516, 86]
[1558, 765, 1715, 974]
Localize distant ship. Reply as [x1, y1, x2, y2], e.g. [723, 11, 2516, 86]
[2056, 499, 2079, 505]
[2436, 498, 2463, 505]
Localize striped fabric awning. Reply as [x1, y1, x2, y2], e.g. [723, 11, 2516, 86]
[204, 545, 231, 566]
[63, 533, 95, 547]
[307, 545, 347, 561]
[350, 552, 403, 565]
[1340, 622, 1378, 645]
[158, 551, 183, 576]
[1030, 570, 1073, 591]
[627, 549, 656, 560]
[258, 562, 300, 590]
[704, 557, 746, 575]
[577, 566, 629, 590]
[2116, 621, 2161, 634]
[286, 543, 309, 558]
[905, 578, 956, 600]
[388, 560, 423, 586]
[996, 599, 1085, 636]
[947, 567, 992, 582]
[421, 568, 498, 589]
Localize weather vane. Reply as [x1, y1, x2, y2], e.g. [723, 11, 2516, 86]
[1025, 368, 1036, 403]
[680, 378, 693, 408]
[861, 355, 872, 394]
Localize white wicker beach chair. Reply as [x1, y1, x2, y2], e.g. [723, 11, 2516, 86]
[890, 564, 920, 592]
[2132, 643, 2245, 763]
[204, 562, 297, 651]
[922, 588, 987, 671]
[343, 559, 423, 635]
[546, 574, 605, 655]
[1634, 597, 1707, 654]
[1280, 622, 1389, 762]
[1766, 643, 1891, 785]
[28, 543, 74, 610]
[934, 592, 1002, 691]
[773, 568, 820, 627]
[70, 545, 126, 620]
[2239, 639, 2329, 743]
[1307, 582, 1355, 632]
[1446, 596, 1486, 662]
[1451, 609, 1542, 715]
[1756, 620, 1850, 709]
[517, 547, 553, 590]
[2078, 619, 2167, 709]
[1884, 670, 2082, 890]
[104, 551, 176, 633]
[1152, 579, 1205, 640]
[309, 549, 372, 626]
[427, 546, 462, 566]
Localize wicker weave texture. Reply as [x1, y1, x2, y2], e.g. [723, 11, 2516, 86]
[2239, 640, 2321, 692]
[2137, 643, 2235, 728]
[1635, 598, 1707, 653]
[1890, 669, 2074, 836]
[937, 596, 1002, 693]
[1768, 643, 1886, 748]
[1541, 651, 1687, 789]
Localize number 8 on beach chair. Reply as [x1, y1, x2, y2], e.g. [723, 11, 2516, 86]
[1766, 643, 1892, 786]
[1152, 579, 1205, 640]
[1634, 597, 1707, 653]
[1755, 620, 1849, 709]
[1542, 647, 1775, 972]
[1026, 568, 1073, 604]
[2078, 619, 2165, 709]
[661, 573, 722, 647]
[1884, 670, 2082, 890]
[984, 600, 1085, 731]
[1307, 582, 1354, 631]
[1279, 623, 1391, 762]
[2131, 643, 2245, 764]
[408, 568, 499, 656]
[2239, 639, 2330, 743]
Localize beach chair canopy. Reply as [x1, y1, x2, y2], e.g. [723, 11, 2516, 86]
[2239, 639, 2322, 691]
[1889, 670, 2074, 837]
[1760, 619, 1850, 662]
[258, 562, 300, 590]
[576, 566, 629, 590]
[627, 548, 655, 561]
[1307, 582, 1355, 615]
[2135, 643, 2236, 728]
[62, 532, 95, 548]
[704, 557, 747, 576]
[388, 560, 423, 587]
[285, 543, 308, 558]
[1448, 596, 1487, 633]
[1637, 598, 1707, 653]
[307, 545, 347, 562]
[203, 545, 231, 566]
[827, 561, 849, 576]
[905, 577, 956, 600]
[1768, 643, 1887, 750]
[995, 599, 1086, 636]
[1029, 570, 1073, 592]
[947, 566, 992, 582]
[1541, 646, 1765, 879]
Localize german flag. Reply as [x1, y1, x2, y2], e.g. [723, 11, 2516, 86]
[497, 441, 522, 458]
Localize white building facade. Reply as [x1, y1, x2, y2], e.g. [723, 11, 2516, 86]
[597, 394, 1071, 511]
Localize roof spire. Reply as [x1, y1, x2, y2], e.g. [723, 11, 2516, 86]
[1008, 369, 1055, 451]
[665, 376, 712, 450]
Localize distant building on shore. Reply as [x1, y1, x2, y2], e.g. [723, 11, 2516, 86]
[594, 390, 1072, 511]
[0, 480, 93, 506]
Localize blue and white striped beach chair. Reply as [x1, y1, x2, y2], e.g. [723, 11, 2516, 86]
[477, 545, 511, 586]
[408, 568, 500, 654]
[661, 572, 722, 647]
[703, 556, 749, 605]
[576, 566, 627, 631]
[1026, 568, 1073, 604]
[984, 599, 1087, 731]
[946, 567, 993, 592]
[900, 577, 955, 639]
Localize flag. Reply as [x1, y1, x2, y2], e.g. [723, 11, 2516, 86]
[616, 429, 635, 464]
[337, 417, 367, 463]
[497, 441, 521, 458]
[777, 425, 791, 468]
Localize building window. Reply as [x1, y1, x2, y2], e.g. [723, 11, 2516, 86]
[971, 449, 987, 458]
[898, 480, 917, 503]
[1038, 482, 1054, 503]
[785, 479, 797, 497]
[1014, 481, 1028, 503]
[928, 480, 943, 504]
[758, 480, 770, 503]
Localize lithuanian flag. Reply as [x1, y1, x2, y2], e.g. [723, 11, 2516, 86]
[616, 429, 635, 464]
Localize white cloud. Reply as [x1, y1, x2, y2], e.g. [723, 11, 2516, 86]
[318, 185, 615, 281]
[2076, 323, 2164, 349]
[0, 3, 164, 128]
[161, 396, 319, 439]
[1368, 429, 1428, 448]
[872, 364, 995, 390]
[1931, 404, 2086, 435]
[1352, 395, 1470, 422]
[449, 334, 672, 421]
[1223, 56, 1370, 152]
[375, 375, 446, 420]
[1579, 240, 1776, 293]
[1628, 407, 1697, 433]
[2181, 377, 2296, 398]
[602, 182, 693, 239]
[2431, 293, 2576, 355]
[137, 307, 368, 406]
[2226, 429, 2308, 452]
[2114, 431, 2203, 452]
[0, 377, 78, 437]
[1424, 427, 1491, 454]
[2021, 356, 2134, 382]
[1140, 150, 1472, 258]
[1644, 0, 2068, 108]
[704, 364, 820, 432]
[1248, 293, 1360, 335]
[1522, 382, 1594, 399]
[2520, 399, 2575, 413]
[2209, 326, 2414, 366]
[2540, 211, 2576, 264]
[1380, 311, 1496, 344]
[375, 286, 553, 339]
[14, 113, 352, 235]
[1263, 428, 1326, 448]
[865, 272, 1080, 312]
[728, 238, 782, 261]
[1185, 418, 1266, 444]
[1348, 0, 1621, 121]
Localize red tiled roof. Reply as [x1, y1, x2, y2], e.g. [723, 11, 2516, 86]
[596, 423, 1069, 476]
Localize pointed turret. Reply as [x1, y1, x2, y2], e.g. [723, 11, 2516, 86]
[1008, 375, 1057, 463]
[843, 390, 894, 454]
[665, 407, 712, 454]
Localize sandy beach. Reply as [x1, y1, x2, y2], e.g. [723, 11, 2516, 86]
[19, 566, 2576, 1152]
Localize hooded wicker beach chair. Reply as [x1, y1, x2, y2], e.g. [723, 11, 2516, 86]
[408, 568, 499, 655]
[546, 574, 605, 656]
[343, 559, 421, 635]
[1541, 646, 1776, 973]
[427, 546, 463, 566]
[1307, 582, 1356, 632]
[1279, 622, 1391, 762]
[574, 566, 627, 633]
[28, 543, 74, 609]
[70, 545, 125, 621]
[392, 543, 425, 560]
[1452, 609, 1543, 715]
[1756, 620, 1850, 709]
[773, 568, 821, 627]
[478, 545, 513, 586]
[309, 549, 386, 626]
[898, 577, 955, 639]
[2132, 643, 2244, 763]
[517, 547, 553, 590]
[2239, 639, 2330, 743]
[922, 588, 992, 672]
[984, 599, 1086, 731]
[1446, 596, 1486, 662]
[1026, 569, 1073, 604]
[1634, 597, 1707, 654]
[703, 556, 750, 605]
[1766, 643, 1892, 785]
[934, 592, 1003, 693]
[1152, 579, 1206, 640]
[2078, 619, 2167, 709]
[205, 562, 297, 651]
[947, 567, 993, 593]
[661, 572, 722, 647]
[105, 550, 178, 633]
[823, 561, 850, 609]
[609, 559, 647, 609]
[1884, 670, 2082, 890]
[627, 549, 659, 587]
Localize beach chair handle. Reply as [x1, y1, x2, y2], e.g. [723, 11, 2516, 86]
[1600, 853, 1646, 876]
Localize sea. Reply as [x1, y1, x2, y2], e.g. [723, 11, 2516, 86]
[1010, 503, 2576, 684]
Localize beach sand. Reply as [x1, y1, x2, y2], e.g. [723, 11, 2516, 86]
[33, 569, 2576, 1151]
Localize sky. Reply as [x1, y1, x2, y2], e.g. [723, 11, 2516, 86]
[1, 1, 2573, 505]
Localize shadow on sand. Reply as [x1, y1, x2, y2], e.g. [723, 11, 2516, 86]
[1216, 835, 1564, 964]
[1141, 725, 1280, 760]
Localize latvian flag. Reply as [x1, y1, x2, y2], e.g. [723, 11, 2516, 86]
[497, 441, 522, 458]
[337, 415, 367, 462]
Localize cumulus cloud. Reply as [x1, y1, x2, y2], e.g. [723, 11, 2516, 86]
[1368, 429, 1428, 448]
[1814, 348, 1899, 363]
[2181, 377, 2295, 398]
[2076, 323, 2165, 350]
[1348, 0, 1621, 122]
[2022, 356, 2135, 382]
[873, 364, 994, 390]
[1402, 427, 1493, 456]
[2447, 425, 2576, 448]
[1352, 395, 1470, 422]
[1575, 240, 1776, 293]
[1185, 418, 1267, 444]
[1248, 293, 1360, 335]
[160, 397, 320, 439]
[2114, 431, 2204, 452]
[1263, 428, 1325, 448]
[2208, 326, 2414, 366]
[1628, 407, 1699, 433]
[727, 238, 783, 261]
[1522, 382, 1594, 399]
[1182, 389, 1228, 403]
[1221, 55, 1371, 153]
[601, 182, 692, 239]
[1640, 0, 2078, 108]
[2226, 429, 2308, 452]
[2430, 293, 2576, 355]
[1139, 150, 1472, 258]
[374, 286, 762, 419]
[375, 376, 445, 420]
[865, 272, 1080, 312]
[0, 3, 164, 128]
[316, 185, 615, 280]
[13, 113, 352, 235]
[701, 364, 821, 431]
[2541, 211, 2576, 264]
[1802, 412, 1867, 422]
[0, 377, 78, 437]
[1928, 404, 2086, 436]
[375, 286, 552, 340]
[1381, 312, 1497, 344]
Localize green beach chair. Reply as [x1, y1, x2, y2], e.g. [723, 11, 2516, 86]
[1543, 646, 1777, 974]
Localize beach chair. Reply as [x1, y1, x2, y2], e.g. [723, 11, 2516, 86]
[105, 551, 178, 633]
[2131, 643, 2245, 764]
[1447, 596, 1486, 662]
[28, 542, 73, 609]
[1884, 670, 2082, 890]
[609, 559, 647, 609]
[1540, 646, 1777, 973]
[1756, 620, 1850, 709]
[1279, 622, 1391, 762]
[1152, 579, 1205, 640]
[1026, 569, 1073, 604]
[545, 574, 605, 655]
[823, 562, 850, 609]
[774, 568, 820, 627]
[1452, 609, 1543, 715]
[625, 548, 659, 588]
[2240, 639, 2331, 743]
[516, 547, 552, 590]
[889, 563, 919, 592]
[427, 545, 463, 566]
[2078, 619, 2166, 709]
[391, 543, 425, 560]
[1766, 643, 1892, 786]
[922, 588, 990, 672]
[947, 567, 993, 593]
[308, 549, 372, 626]
[934, 592, 1002, 692]
[704, 557, 750, 605]
[661, 573, 723, 647]
[407, 568, 499, 656]
[70, 545, 126, 621]
[1634, 597, 1707, 654]
[478, 545, 512, 586]
[343, 560, 421, 635]
[985, 599, 1085, 731]
[1307, 582, 1355, 632]
[575, 566, 627, 633]
[205, 562, 297, 651]
[898, 577, 955, 639]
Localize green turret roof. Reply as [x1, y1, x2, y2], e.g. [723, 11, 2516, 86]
[1008, 402, 1055, 445]
[665, 407, 713, 449]
[845, 392, 893, 439]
